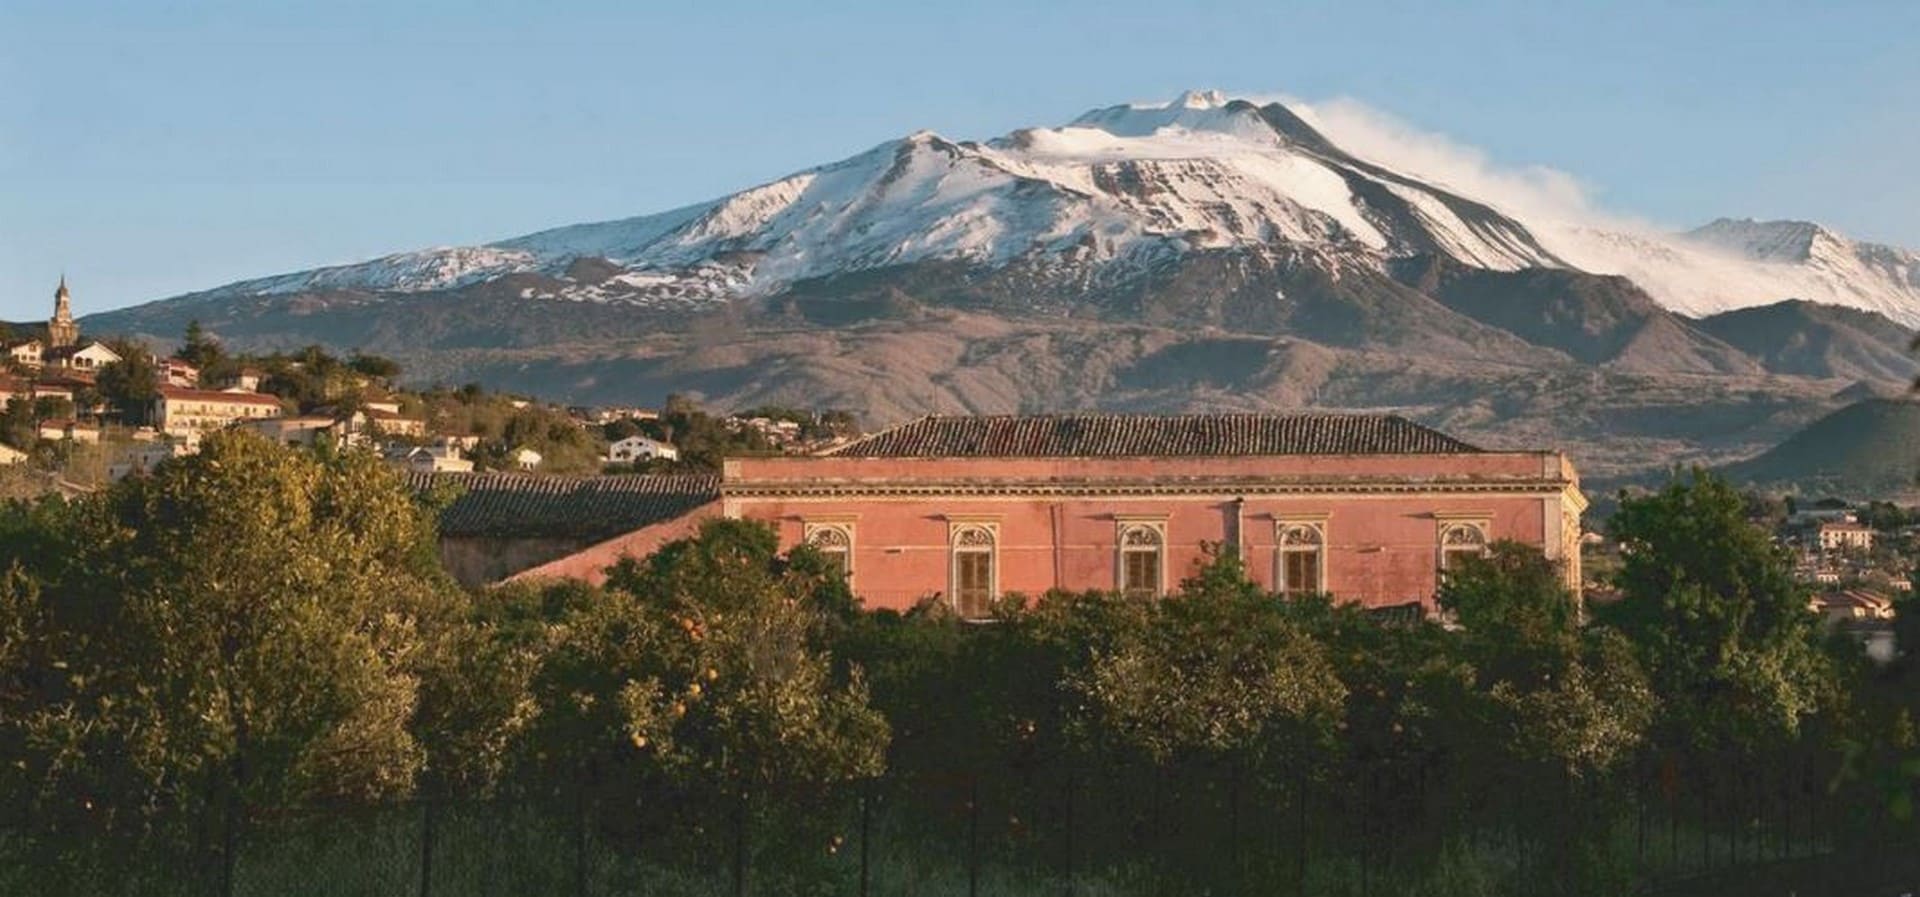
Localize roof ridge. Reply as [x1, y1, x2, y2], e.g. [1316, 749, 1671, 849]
[827, 412, 1482, 458]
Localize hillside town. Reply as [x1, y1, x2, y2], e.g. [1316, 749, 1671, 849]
[1, 279, 860, 492]
[7, 278, 1918, 618]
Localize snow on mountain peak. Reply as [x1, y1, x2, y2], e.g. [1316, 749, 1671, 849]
[1176, 88, 1229, 109]
[168, 92, 1920, 327]
[1686, 218, 1835, 263]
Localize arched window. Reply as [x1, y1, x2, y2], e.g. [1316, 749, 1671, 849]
[1439, 521, 1490, 574]
[1277, 521, 1326, 596]
[950, 525, 997, 620]
[804, 523, 853, 583]
[1117, 523, 1165, 598]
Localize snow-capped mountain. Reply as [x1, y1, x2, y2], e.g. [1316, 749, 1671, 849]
[159, 89, 1920, 328]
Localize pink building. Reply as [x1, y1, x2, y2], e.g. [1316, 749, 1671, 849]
[507, 414, 1585, 616]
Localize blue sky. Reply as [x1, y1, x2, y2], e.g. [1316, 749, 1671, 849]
[3, 0, 1916, 321]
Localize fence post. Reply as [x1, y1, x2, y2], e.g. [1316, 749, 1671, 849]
[1063, 766, 1075, 897]
[733, 790, 748, 897]
[858, 786, 872, 897]
[574, 780, 588, 897]
[1295, 769, 1308, 897]
[967, 775, 980, 897]
[419, 798, 436, 897]
[1229, 758, 1242, 890]
[222, 786, 241, 897]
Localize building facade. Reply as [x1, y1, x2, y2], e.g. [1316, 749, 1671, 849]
[1818, 521, 1875, 553]
[608, 435, 680, 463]
[150, 386, 285, 437]
[507, 414, 1585, 616]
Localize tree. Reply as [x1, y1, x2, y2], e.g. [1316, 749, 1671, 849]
[596, 519, 887, 791]
[175, 320, 225, 371]
[1602, 470, 1836, 752]
[347, 352, 402, 382]
[1442, 542, 1653, 776]
[94, 340, 160, 425]
[0, 432, 457, 873]
[1064, 556, 1346, 765]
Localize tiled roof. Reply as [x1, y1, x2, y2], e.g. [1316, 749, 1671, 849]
[825, 413, 1482, 458]
[156, 386, 285, 406]
[408, 472, 721, 541]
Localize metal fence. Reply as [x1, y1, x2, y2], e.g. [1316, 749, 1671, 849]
[169, 749, 1909, 897]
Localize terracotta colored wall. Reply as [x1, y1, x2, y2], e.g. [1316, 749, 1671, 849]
[728, 492, 1556, 612]
[507, 500, 723, 586]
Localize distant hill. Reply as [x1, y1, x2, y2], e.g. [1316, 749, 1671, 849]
[1696, 300, 1919, 383]
[1722, 398, 1920, 497]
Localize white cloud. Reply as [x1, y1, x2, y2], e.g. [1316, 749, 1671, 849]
[1240, 93, 1641, 232]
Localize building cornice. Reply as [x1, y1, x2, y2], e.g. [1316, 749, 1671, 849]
[722, 477, 1582, 500]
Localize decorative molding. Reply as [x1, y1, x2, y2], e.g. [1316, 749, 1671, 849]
[1115, 519, 1168, 597]
[724, 479, 1579, 500]
[1437, 519, 1492, 574]
[802, 521, 855, 587]
[801, 512, 861, 523]
[947, 521, 999, 619]
[1275, 518, 1329, 595]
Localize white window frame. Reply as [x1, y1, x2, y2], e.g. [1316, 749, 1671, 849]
[802, 521, 855, 588]
[1438, 519, 1491, 575]
[1114, 519, 1168, 598]
[1275, 518, 1329, 596]
[948, 521, 1000, 620]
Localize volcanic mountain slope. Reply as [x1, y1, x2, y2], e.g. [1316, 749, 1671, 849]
[1721, 398, 1920, 498]
[85, 90, 1920, 478]
[1695, 300, 1920, 384]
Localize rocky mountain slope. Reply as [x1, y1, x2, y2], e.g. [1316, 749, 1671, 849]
[1721, 398, 1920, 497]
[85, 91, 1920, 479]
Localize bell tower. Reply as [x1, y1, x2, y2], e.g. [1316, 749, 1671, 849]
[48, 275, 79, 348]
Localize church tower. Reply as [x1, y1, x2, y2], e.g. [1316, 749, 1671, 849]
[48, 275, 79, 348]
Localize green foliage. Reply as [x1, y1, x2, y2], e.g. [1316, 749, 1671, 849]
[1602, 470, 1836, 750]
[1858, 500, 1915, 532]
[0, 432, 457, 841]
[174, 320, 226, 371]
[594, 519, 889, 791]
[647, 394, 778, 469]
[1068, 587, 1344, 763]
[93, 339, 159, 424]
[2, 459, 1914, 894]
[1442, 543, 1654, 776]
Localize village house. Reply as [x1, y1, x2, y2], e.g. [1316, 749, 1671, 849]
[36, 419, 100, 444]
[234, 415, 340, 447]
[364, 407, 427, 438]
[109, 439, 197, 481]
[396, 444, 474, 474]
[153, 357, 200, 387]
[4, 339, 44, 370]
[0, 443, 26, 466]
[608, 434, 680, 463]
[468, 414, 1587, 618]
[150, 386, 285, 438]
[1818, 520, 1875, 554]
[511, 447, 544, 471]
[1809, 588, 1895, 624]
[0, 375, 75, 412]
[213, 367, 266, 392]
[45, 341, 122, 373]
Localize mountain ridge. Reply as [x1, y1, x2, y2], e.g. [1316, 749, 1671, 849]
[81, 91, 1920, 480]
[126, 91, 1920, 327]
